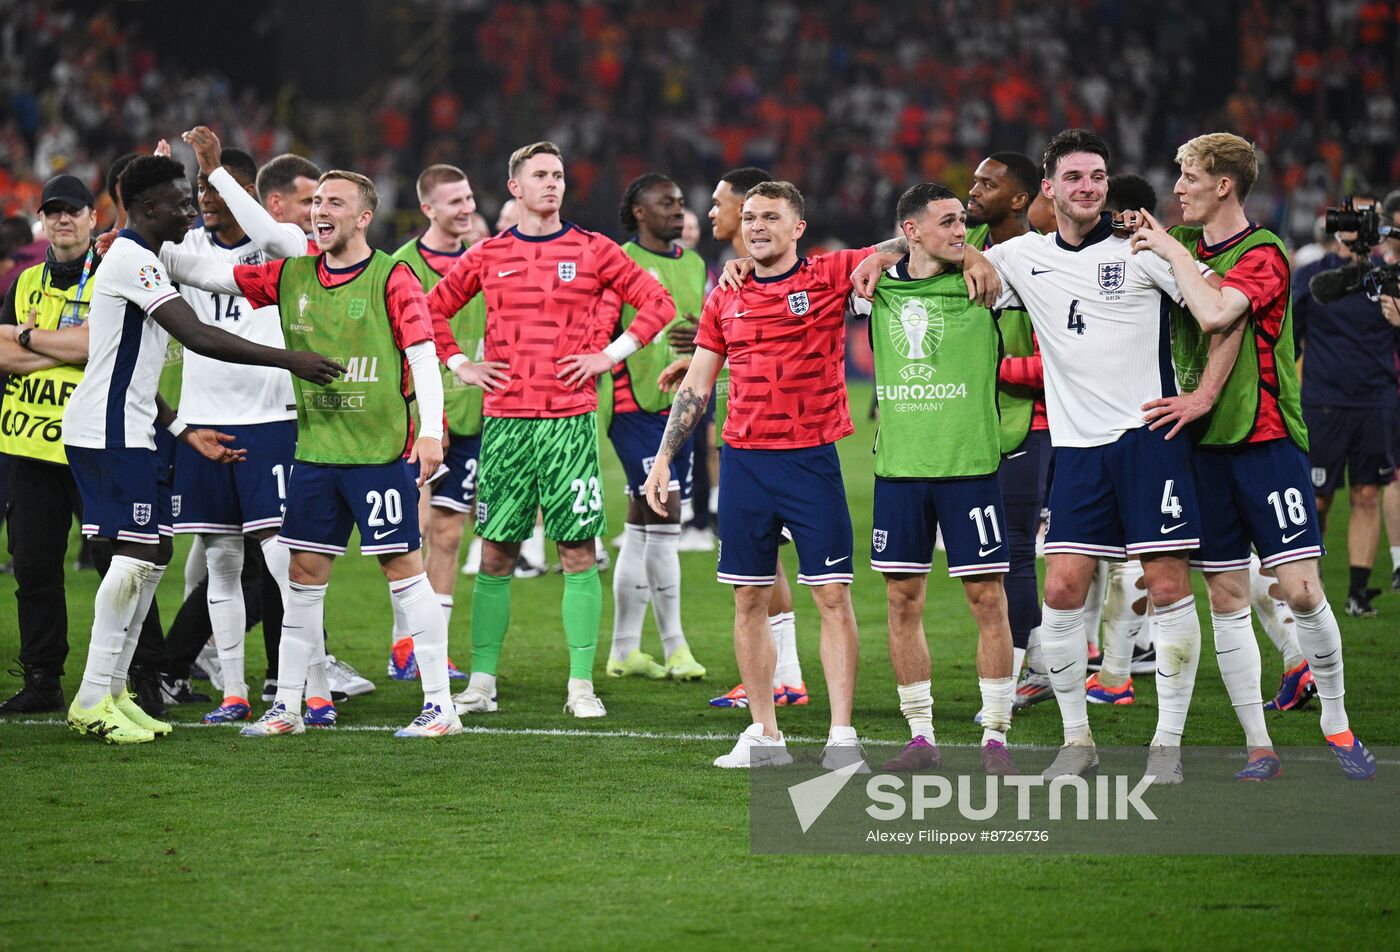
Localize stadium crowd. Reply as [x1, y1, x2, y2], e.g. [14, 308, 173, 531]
[1, 1, 1398, 248]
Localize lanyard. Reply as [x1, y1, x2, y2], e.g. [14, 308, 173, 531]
[66, 245, 96, 325]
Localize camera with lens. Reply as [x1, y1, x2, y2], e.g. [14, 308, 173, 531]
[1311, 197, 1400, 303]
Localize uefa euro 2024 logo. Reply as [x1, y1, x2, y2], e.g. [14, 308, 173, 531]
[889, 297, 942, 383]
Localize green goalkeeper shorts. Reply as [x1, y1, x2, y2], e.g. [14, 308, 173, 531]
[475, 413, 607, 544]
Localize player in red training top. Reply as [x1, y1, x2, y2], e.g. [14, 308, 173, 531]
[642, 180, 876, 769]
[161, 171, 462, 739]
[427, 141, 676, 719]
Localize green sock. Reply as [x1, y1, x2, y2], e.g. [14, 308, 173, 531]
[561, 565, 601, 680]
[470, 572, 512, 676]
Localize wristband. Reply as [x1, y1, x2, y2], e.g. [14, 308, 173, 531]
[166, 417, 189, 439]
[603, 333, 639, 363]
[446, 353, 468, 372]
[17, 327, 33, 351]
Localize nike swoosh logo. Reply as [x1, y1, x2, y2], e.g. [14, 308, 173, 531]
[1160, 522, 1186, 534]
[1049, 663, 1072, 674]
[1031, 267, 1055, 275]
[498, 269, 517, 277]
[372, 529, 397, 540]
[734, 310, 749, 317]
[824, 555, 850, 566]
[1005, 450, 1028, 459]
[1281, 530, 1307, 544]
[578, 515, 598, 526]
[209, 598, 230, 605]
[978, 545, 1002, 557]
[1156, 669, 1178, 678]
[1217, 646, 1241, 655]
[1316, 649, 1337, 659]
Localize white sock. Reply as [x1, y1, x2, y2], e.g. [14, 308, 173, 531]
[390, 584, 410, 644]
[771, 611, 801, 687]
[828, 724, 856, 743]
[1025, 625, 1045, 674]
[77, 555, 152, 708]
[610, 524, 650, 662]
[1099, 560, 1145, 684]
[306, 640, 331, 702]
[393, 573, 452, 708]
[1151, 595, 1201, 746]
[897, 679, 935, 742]
[1082, 561, 1107, 650]
[523, 524, 546, 566]
[644, 523, 686, 657]
[276, 581, 326, 709]
[183, 535, 207, 598]
[979, 676, 1014, 744]
[1040, 604, 1089, 742]
[1249, 559, 1303, 668]
[205, 535, 248, 701]
[1293, 599, 1348, 737]
[437, 593, 454, 630]
[467, 671, 497, 697]
[1012, 646, 1026, 679]
[1211, 607, 1271, 749]
[111, 561, 166, 696]
[259, 535, 292, 603]
[1391, 544, 1400, 572]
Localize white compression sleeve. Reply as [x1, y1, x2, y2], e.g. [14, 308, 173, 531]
[159, 246, 242, 295]
[405, 341, 444, 441]
[207, 166, 309, 260]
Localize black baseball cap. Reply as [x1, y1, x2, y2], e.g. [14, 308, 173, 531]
[38, 174, 95, 213]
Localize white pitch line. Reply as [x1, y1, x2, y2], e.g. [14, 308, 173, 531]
[6, 717, 1399, 764]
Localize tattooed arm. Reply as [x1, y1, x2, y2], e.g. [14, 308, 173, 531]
[642, 347, 725, 516]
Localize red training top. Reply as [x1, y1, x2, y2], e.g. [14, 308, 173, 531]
[696, 248, 874, 449]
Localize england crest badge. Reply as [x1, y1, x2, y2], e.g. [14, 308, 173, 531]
[558, 261, 577, 282]
[787, 291, 809, 315]
[133, 503, 152, 526]
[1097, 261, 1125, 292]
[872, 529, 888, 553]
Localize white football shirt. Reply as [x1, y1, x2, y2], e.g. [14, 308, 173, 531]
[173, 227, 299, 425]
[63, 231, 181, 450]
[984, 215, 1193, 447]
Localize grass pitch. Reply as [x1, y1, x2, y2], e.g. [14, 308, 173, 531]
[3, 382, 1398, 949]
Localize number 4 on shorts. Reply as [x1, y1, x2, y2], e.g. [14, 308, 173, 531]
[1160, 479, 1183, 520]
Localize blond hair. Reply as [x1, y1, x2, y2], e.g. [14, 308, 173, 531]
[1176, 133, 1259, 200]
[318, 170, 379, 212]
[508, 141, 563, 180]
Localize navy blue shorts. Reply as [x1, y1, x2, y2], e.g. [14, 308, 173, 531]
[608, 410, 694, 500]
[871, 475, 1010, 577]
[69, 443, 174, 544]
[428, 432, 481, 514]
[717, 444, 853, 586]
[172, 420, 295, 535]
[279, 459, 421, 556]
[1194, 439, 1325, 571]
[1303, 405, 1394, 494]
[1045, 425, 1200, 559]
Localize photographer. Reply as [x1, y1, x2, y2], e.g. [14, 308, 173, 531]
[1377, 190, 1400, 593]
[1293, 195, 1400, 617]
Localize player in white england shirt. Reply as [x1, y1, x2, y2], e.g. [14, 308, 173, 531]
[167, 127, 327, 725]
[856, 129, 1209, 782]
[61, 154, 341, 745]
[985, 130, 1207, 782]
